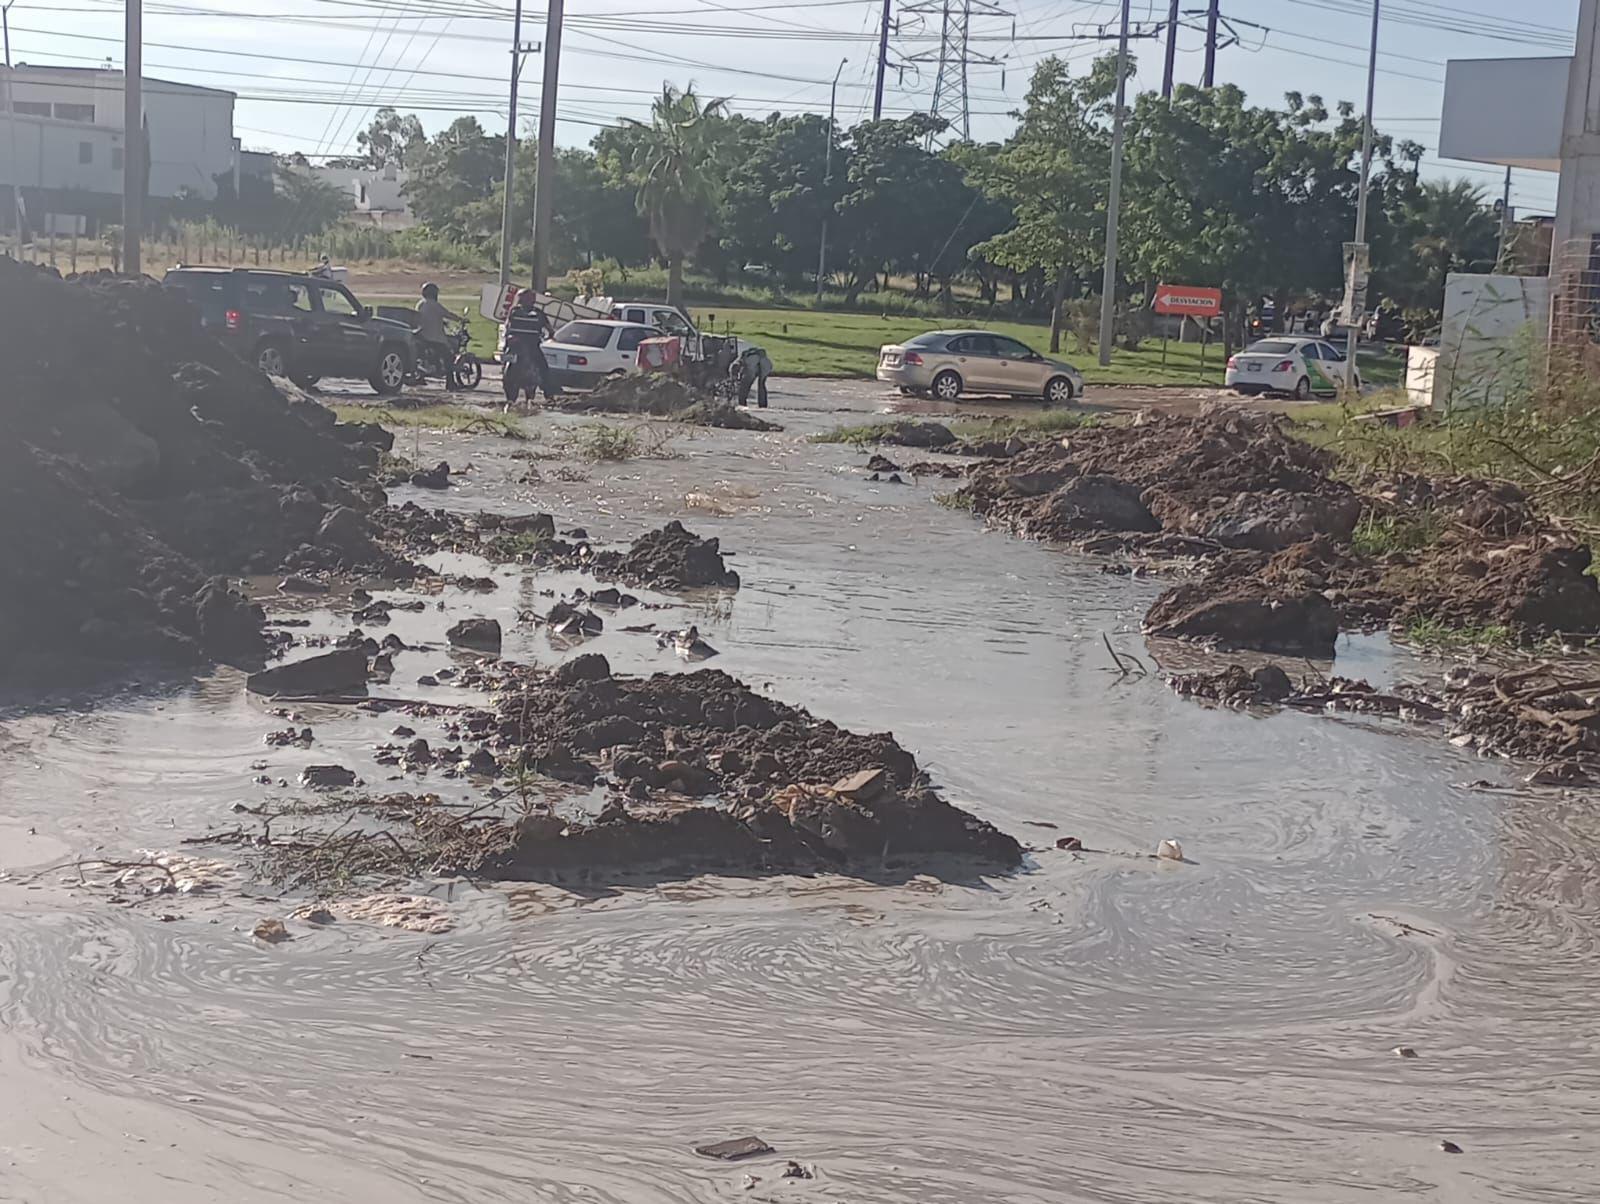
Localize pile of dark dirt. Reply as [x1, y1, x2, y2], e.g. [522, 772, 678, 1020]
[378, 506, 740, 591]
[0, 262, 393, 685]
[462, 658, 1020, 877]
[947, 409, 1600, 653]
[563, 373, 782, 431]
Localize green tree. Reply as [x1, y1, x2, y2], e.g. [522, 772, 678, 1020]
[404, 117, 503, 238]
[965, 56, 1117, 350]
[355, 108, 426, 169]
[622, 84, 730, 305]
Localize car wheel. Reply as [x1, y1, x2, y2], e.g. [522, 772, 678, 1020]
[256, 340, 289, 378]
[290, 372, 321, 388]
[1044, 375, 1075, 407]
[931, 370, 962, 401]
[1293, 376, 1311, 400]
[370, 346, 408, 395]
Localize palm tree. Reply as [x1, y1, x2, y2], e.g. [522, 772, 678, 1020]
[626, 84, 728, 307]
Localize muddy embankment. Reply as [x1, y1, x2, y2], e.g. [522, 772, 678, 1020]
[953, 410, 1600, 656]
[554, 372, 783, 432]
[0, 261, 399, 687]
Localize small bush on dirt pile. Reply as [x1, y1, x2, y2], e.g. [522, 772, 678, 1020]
[1402, 615, 1519, 651]
[332, 404, 524, 439]
[561, 422, 679, 462]
[1350, 509, 1448, 556]
[934, 491, 974, 511]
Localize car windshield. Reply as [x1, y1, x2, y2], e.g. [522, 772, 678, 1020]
[1246, 340, 1298, 355]
[553, 321, 613, 348]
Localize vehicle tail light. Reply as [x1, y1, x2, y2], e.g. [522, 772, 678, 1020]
[1226, 356, 1237, 369]
[1275, 360, 1294, 372]
[903, 351, 923, 365]
[568, 355, 588, 366]
[224, 308, 242, 330]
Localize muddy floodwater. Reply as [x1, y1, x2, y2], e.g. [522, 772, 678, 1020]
[4, 379, 1600, 1202]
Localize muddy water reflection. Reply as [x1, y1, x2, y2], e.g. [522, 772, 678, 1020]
[3, 380, 1599, 1201]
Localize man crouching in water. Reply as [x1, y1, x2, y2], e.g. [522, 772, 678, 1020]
[502, 288, 559, 404]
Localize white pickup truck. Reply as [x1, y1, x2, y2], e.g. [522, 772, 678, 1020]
[496, 291, 765, 371]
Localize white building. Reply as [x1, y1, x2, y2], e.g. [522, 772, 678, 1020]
[0, 65, 239, 229]
[306, 161, 414, 228]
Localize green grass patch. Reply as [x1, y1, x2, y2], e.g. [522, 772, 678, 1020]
[1400, 615, 1519, 652]
[934, 490, 974, 511]
[1350, 509, 1448, 557]
[330, 403, 524, 438]
[483, 529, 554, 560]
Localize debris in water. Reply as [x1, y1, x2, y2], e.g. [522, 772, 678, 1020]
[247, 648, 370, 698]
[252, 918, 291, 943]
[781, 1161, 814, 1180]
[341, 893, 454, 934]
[694, 1136, 774, 1161]
[1394, 1046, 1419, 1058]
[446, 617, 502, 653]
[300, 765, 359, 791]
[1157, 838, 1184, 861]
[1056, 836, 1083, 851]
[1439, 1140, 1463, 1154]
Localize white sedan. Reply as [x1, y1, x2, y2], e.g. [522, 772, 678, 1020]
[540, 319, 658, 389]
[1226, 336, 1360, 399]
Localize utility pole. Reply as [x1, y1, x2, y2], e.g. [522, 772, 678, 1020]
[873, 0, 891, 120]
[3, 2, 12, 67]
[1202, 0, 1219, 87]
[3, 1, 20, 253]
[817, 57, 846, 305]
[124, 0, 142, 276]
[1344, 0, 1378, 391]
[529, 0, 563, 293]
[1096, 0, 1131, 368]
[1497, 165, 1513, 269]
[1161, 0, 1179, 98]
[497, 0, 526, 293]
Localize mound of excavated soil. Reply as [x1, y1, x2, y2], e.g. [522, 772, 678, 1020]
[0, 263, 391, 686]
[564, 374, 782, 430]
[954, 409, 1600, 652]
[377, 507, 740, 591]
[456, 659, 1020, 877]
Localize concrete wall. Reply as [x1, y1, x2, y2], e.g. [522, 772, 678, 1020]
[1423, 273, 1550, 410]
[1439, 57, 1568, 172]
[0, 118, 124, 196]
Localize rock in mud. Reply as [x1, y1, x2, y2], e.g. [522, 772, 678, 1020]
[866, 453, 903, 474]
[300, 764, 359, 790]
[252, 918, 292, 943]
[614, 520, 740, 590]
[1200, 489, 1363, 551]
[694, 1137, 774, 1161]
[446, 618, 502, 653]
[279, 574, 329, 595]
[1145, 581, 1339, 656]
[552, 653, 612, 686]
[316, 506, 379, 563]
[410, 461, 451, 489]
[246, 648, 370, 697]
[1170, 663, 1296, 705]
[1045, 475, 1160, 533]
[881, 421, 955, 449]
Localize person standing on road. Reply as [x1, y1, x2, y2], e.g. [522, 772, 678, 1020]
[415, 282, 458, 391]
[736, 343, 773, 408]
[503, 288, 558, 402]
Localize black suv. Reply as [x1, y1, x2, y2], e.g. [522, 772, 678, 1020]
[163, 266, 414, 394]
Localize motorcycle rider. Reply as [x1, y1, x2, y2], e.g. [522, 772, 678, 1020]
[502, 287, 558, 403]
[415, 282, 459, 391]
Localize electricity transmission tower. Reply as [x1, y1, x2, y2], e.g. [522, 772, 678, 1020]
[900, 0, 1008, 142]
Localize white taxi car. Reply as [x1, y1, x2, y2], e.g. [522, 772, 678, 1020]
[540, 319, 659, 389]
[1226, 336, 1360, 399]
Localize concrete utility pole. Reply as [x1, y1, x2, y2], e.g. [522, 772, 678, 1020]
[497, 0, 526, 293]
[124, 0, 142, 276]
[3, 2, 12, 67]
[1096, 0, 1131, 368]
[1344, 0, 1379, 390]
[1161, 0, 1179, 98]
[817, 57, 846, 305]
[1552, 0, 1600, 278]
[873, 0, 891, 120]
[529, 0, 563, 293]
[2, 2, 19, 255]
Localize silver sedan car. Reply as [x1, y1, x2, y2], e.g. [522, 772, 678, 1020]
[876, 329, 1083, 405]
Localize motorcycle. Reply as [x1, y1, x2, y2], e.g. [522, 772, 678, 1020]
[410, 324, 482, 390]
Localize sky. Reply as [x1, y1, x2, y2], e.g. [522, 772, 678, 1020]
[2, 0, 1577, 214]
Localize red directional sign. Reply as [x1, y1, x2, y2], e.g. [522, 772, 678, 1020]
[1153, 284, 1223, 316]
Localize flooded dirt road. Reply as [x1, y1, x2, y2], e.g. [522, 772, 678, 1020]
[3, 378, 1599, 1202]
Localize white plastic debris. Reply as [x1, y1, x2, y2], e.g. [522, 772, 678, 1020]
[1156, 839, 1184, 861]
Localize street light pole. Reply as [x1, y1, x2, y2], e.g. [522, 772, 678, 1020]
[816, 57, 846, 306]
[1344, 0, 1378, 390]
[1096, 0, 1131, 368]
[497, 0, 525, 293]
